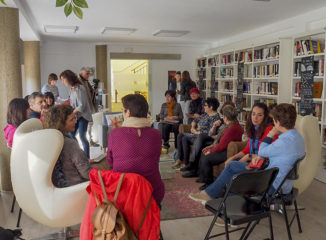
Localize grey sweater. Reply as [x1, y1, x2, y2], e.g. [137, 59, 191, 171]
[69, 85, 93, 122]
[41, 84, 59, 99]
[52, 135, 92, 187]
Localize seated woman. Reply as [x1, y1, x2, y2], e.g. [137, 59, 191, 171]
[176, 97, 220, 171]
[186, 88, 204, 124]
[224, 102, 276, 167]
[4, 98, 30, 148]
[159, 90, 183, 149]
[107, 94, 165, 205]
[189, 104, 305, 204]
[181, 101, 235, 175]
[44, 91, 55, 109]
[198, 105, 244, 190]
[43, 104, 92, 187]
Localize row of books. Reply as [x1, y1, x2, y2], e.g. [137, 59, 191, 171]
[219, 94, 233, 103]
[254, 98, 277, 107]
[208, 57, 219, 67]
[196, 69, 207, 79]
[293, 82, 322, 98]
[255, 82, 278, 95]
[197, 59, 207, 68]
[238, 111, 249, 123]
[294, 102, 321, 121]
[221, 54, 234, 65]
[295, 40, 323, 56]
[221, 82, 234, 92]
[236, 51, 252, 63]
[220, 68, 234, 78]
[243, 82, 251, 93]
[293, 59, 324, 77]
[253, 64, 279, 78]
[254, 45, 280, 61]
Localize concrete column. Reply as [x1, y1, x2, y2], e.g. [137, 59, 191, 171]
[24, 41, 41, 93]
[96, 45, 110, 109]
[0, 7, 22, 191]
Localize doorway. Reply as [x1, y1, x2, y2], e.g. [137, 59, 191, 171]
[110, 59, 149, 112]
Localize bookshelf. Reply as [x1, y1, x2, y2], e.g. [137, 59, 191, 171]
[198, 40, 293, 125]
[290, 32, 326, 182]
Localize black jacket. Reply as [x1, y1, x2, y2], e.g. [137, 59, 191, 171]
[180, 80, 196, 101]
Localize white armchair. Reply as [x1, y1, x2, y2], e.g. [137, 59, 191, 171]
[294, 115, 321, 194]
[10, 119, 89, 231]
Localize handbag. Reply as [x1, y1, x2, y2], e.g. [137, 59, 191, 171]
[246, 157, 270, 171]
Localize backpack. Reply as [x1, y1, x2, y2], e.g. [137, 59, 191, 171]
[92, 170, 152, 240]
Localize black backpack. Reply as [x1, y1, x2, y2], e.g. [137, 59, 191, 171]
[0, 227, 24, 240]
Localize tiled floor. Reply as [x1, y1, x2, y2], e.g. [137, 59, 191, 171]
[1, 179, 326, 239]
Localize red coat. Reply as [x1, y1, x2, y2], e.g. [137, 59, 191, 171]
[80, 169, 161, 240]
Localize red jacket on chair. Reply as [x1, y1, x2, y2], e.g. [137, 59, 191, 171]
[80, 169, 161, 240]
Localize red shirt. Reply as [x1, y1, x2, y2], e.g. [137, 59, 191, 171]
[210, 122, 244, 153]
[241, 125, 278, 154]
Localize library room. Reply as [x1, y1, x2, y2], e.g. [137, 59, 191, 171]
[1, 0, 326, 239]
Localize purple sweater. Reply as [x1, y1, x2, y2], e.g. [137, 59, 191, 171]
[107, 127, 165, 203]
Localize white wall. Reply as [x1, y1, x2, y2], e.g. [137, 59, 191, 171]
[40, 40, 205, 115]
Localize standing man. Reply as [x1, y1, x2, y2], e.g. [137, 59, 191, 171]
[79, 67, 98, 146]
[28, 92, 46, 119]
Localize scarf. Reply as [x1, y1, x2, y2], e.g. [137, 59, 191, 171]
[166, 101, 176, 116]
[213, 122, 234, 145]
[122, 117, 151, 128]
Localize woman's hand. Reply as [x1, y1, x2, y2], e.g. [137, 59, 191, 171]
[202, 145, 213, 155]
[213, 120, 222, 128]
[224, 157, 233, 167]
[250, 155, 263, 166]
[268, 127, 281, 137]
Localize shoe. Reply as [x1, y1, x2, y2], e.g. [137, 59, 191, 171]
[182, 171, 198, 178]
[199, 183, 209, 191]
[162, 142, 170, 149]
[196, 178, 205, 183]
[215, 217, 238, 228]
[171, 159, 182, 169]
[188, 191, 213, 205]
[90, 140, 100, 147]
[180, 165, 192, 172]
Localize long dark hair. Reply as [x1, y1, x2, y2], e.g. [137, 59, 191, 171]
[60, 70, 80, 87]
[7, 98, 30, 127]
[182, 70, 193, 83]
[245, 102, 271, 139]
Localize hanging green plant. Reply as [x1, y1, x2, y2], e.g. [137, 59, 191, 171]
[56, 0, 88, 19]
[0, 0, 88, 19]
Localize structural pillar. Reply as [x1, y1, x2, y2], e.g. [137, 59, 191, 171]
[24, 41, 41, 93]
[96, 45, 110, 109]
[0, 7, 22, 191]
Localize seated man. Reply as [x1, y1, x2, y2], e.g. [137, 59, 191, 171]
[189, 103, 305, 203]
[28, 92, 46, 119]
[186, 88, 204, 124]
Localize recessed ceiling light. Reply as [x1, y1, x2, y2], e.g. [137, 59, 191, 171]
[102, 27, 137, 35]
[44, 25, 79, 33]
[153, 30, 190, 37]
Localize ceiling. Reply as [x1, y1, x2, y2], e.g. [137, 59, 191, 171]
[9, 0, 326, 46]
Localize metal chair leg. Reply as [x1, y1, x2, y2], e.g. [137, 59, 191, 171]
[294, 200, 303, 233]
[16, 208, 22, 227]
[159, 230, 164, 240]
[239, 222, 251, 240]
[282, 200, 292, 240]
[268, 213, 274, 240]
[204, 213, 219, 240]
[11, 195, 16, 213]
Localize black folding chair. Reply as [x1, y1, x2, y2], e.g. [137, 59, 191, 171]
[268, 155, 306, 240]
[204, 167, 279, 240]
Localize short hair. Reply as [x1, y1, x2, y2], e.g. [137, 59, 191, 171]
[28, 92, 44, 104]
[80, 66, 91, 72]
[44, 92, 55, 106]
[48, 73, 58, 84]
[220, 101, 235, 115]
[222, 105, 238, 122]
[60, 70, 80, 86]
[165, 90, 176, 100]
[176, 71, 181, 75]
[269, 103, 297, 129]
[205, 97, 220, 111]
[7, 98, 30, 127]
[121, 94, 148, 118]
[43, 104, 74, 132]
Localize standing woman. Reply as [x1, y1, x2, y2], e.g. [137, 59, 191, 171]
[60, 70, 92, 158]
[4, 98, 31, 148]
[180, 71, 196, 124]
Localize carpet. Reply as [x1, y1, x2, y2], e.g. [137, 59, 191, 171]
[160, 162, 213, 220]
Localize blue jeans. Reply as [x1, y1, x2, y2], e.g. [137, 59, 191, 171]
[205, 161, 248, 198]
[69, 117, 90, 158]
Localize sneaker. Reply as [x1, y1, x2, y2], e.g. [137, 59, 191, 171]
[171, 159, 182, 169]
[215, 217, 238, 228]
[188, 191, 213, 205]
[90, 140, 100, 147]
[180, 165, 192, 172]
[162, 142, 170, 149]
